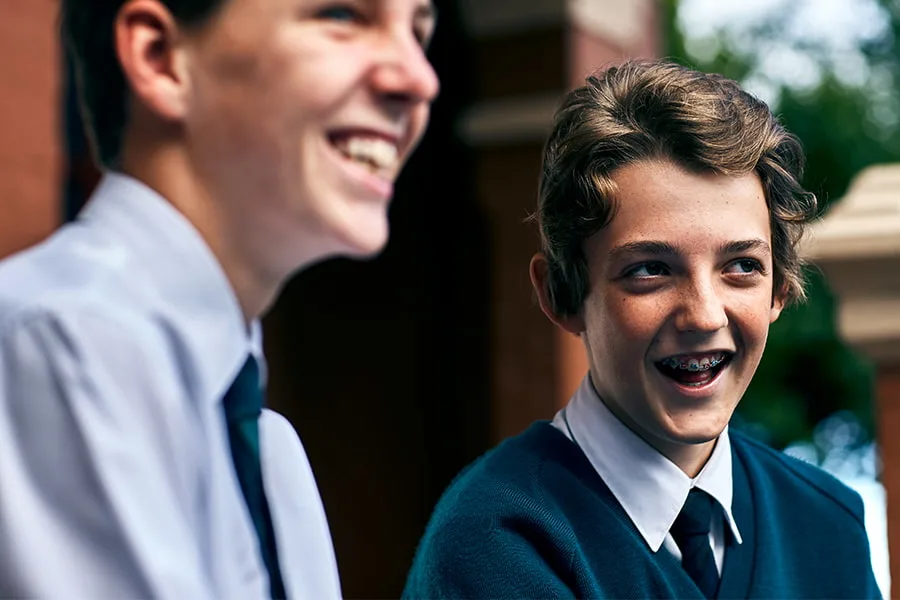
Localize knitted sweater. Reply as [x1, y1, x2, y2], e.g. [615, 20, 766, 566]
[403, 422, 880, 599]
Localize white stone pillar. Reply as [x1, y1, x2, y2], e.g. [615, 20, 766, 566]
[803, 164, 900, 596]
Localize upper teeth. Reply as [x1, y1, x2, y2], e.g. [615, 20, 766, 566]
[339, 137, 398, 170]
[660, 352, 726, 371]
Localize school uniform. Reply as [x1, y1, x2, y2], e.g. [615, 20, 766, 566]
[0, 173, 341, 599]
[403, 375, 881, 599]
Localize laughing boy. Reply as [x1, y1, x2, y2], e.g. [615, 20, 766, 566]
[403, 59, 880, 599]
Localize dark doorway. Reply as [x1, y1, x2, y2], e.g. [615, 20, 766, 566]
[262, 3, 490, 597]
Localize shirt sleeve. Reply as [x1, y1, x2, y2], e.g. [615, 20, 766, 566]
[0, 307, 217, 598]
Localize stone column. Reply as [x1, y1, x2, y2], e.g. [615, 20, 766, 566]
[802, 164, 900, 596]
[458, 0, 660, 443]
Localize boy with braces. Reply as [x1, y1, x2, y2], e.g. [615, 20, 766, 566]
[404, 59, 880, 599]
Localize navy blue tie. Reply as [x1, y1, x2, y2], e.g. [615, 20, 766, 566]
[671, 489, 720, 599]
[223, 357, 286, 599]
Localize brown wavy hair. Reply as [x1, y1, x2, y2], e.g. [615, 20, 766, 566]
[533, 59, 818, 317]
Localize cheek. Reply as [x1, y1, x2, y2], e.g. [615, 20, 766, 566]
[595, 292, 667, 351]
[288, 43, 374, 107]
[188, 63, 279, 156]
[193, 42, 325, 127]
[189, 64, 319, 173]
[729, 298, 774, 354]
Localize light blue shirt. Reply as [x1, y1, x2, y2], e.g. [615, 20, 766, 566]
[0, 173, 341, 599]
[552, 375, 742, 574]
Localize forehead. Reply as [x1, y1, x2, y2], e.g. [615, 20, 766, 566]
[594, 159, 770, 254]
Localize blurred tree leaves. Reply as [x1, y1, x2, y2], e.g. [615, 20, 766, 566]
[662, 0, 900, 449]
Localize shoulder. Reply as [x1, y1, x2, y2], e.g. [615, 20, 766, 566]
[0, 219, 192, 383]
[416, 422, 597, 551]
[440, 422, 590, 511]
[0, 225, 148, 336]
[0, 284, 192, 431]
[404, 423, 607, 598]
[730, 429, 867, 526]
[0, 293, 172, 372]
[0, 296, 208, 497]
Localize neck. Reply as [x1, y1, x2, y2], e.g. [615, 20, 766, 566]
[668, 438, 717, 479]
[120, 137, 284, 323]
[590, 379, 716, 478]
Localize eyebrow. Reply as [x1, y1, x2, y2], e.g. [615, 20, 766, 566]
[608, 238, 771, 260]
[719, 239, 771, 256]
[608, 240, 679, 260]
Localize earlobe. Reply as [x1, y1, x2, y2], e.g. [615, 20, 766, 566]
[115, 0, 190, 122]
[529, 253, 586, 335]
[769, 289, 786, 324]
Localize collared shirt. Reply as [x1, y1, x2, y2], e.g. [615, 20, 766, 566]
[551, 375, 742, 573]
[0, 173, 341, 599]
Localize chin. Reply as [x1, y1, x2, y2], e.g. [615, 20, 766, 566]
[672, 430, 722, 446]
[664, 416, 730, 446]
[332, 218, 390, 259]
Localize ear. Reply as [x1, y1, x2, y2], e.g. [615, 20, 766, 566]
[114, 0, 191, 122]
[529, 253, 586, 336]
[769, 285, 787, 324]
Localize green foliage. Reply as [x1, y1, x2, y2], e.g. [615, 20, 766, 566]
[663, 0, 900, 448]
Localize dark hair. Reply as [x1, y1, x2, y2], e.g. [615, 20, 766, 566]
[60, 0, 226, 169]
[534, 59, 818, 317]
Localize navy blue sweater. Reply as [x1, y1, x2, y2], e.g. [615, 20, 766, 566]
[404, 422, 880, 599]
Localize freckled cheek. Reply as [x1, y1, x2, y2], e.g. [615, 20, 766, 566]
[727, 299, 774, 352]
[605, 293, 668, 346]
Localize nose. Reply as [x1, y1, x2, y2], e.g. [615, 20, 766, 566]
[372, 34, 440, 104]
[673, 279, 729, 334]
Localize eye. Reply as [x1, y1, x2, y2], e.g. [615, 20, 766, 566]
[624, 262, 669, 278]
[414, 25, 433, 49]
[725, 258, 765, 275]
[317, 4, 365, 23]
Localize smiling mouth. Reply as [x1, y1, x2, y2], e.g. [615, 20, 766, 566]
[329, 133, 400, 177]
[655, 351, 734, 388]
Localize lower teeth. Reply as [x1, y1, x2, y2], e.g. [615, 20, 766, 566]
[351, 157, 378, 171]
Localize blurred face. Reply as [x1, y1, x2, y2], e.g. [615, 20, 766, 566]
[182, 0, 439, 268]
[565, 159, 783, 473]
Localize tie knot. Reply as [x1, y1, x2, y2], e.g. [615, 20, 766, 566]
[223, 356, 263, 421]
[672, 488, 715, 539]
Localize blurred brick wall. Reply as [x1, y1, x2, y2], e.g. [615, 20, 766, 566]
[0, 0, 61, 259]
[460, 0, 661, 441]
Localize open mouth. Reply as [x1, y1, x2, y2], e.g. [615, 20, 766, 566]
[654, 351, 734, 388]
[328, 132, 400, 177]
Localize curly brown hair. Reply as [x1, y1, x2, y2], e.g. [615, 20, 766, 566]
[534, 59, 818, 317]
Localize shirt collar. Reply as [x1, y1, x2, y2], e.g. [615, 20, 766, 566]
[561, 375, 742, 551]
[79, 172, 260, 403]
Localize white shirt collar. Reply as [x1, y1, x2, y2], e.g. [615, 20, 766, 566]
[80, 172, 261, 403]
[556, 375, 742, 551]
